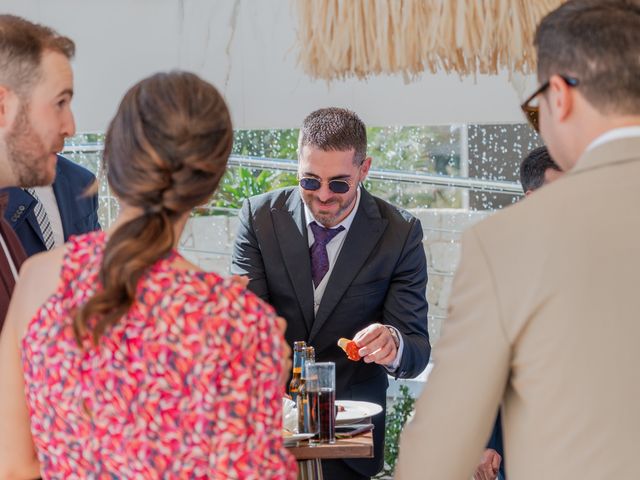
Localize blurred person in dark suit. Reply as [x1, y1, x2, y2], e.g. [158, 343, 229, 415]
[232, 107, 431, 480]
[519, 145, 563, 196]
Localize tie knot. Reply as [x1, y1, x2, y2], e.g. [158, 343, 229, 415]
[310, 221, 345, 246]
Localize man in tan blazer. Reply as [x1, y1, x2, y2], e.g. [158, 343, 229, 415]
[396, 1, 640, 479]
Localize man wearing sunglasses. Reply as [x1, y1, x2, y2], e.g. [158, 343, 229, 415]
[232, 107, 430, 480]
[397, 1, 640, 479]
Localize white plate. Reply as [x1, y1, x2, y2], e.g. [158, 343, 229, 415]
[336, 400, 383, 425]
[282, 432, 315, 446]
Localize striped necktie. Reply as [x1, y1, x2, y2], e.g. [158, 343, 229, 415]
[25, 188, 55, 250]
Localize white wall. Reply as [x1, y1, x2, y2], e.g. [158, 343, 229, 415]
[3, 0, 537, 131]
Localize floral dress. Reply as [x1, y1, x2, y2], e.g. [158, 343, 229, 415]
[22, 231, 296, 479]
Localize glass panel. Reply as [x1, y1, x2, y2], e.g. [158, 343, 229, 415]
[467, 123, 541, 209]
[63, 133, 109, 227]
[233, 129, 299, 159]
[61, 123, 537, 347]
[368, 125, 461, 175]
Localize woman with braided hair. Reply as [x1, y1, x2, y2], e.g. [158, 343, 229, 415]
[0, 71, 296, 479]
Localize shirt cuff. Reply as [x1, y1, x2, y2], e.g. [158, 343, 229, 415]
[383, 325, 404, 372]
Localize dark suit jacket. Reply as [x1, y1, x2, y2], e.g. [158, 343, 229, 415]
[1, 156, 100, 257]
[231, 187, 430, 477]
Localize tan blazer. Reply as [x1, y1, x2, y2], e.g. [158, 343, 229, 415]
[396, 136, 640, 480]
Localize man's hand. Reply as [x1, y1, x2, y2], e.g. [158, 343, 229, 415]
[473, 448, 501, 480]
[353, 323, 397, 366]
[276, 316, 292, 387]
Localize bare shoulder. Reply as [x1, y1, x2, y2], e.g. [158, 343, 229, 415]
[10, 246, 66, 336]
[19, 246, 65, 289]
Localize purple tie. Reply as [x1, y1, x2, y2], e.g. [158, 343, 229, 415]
[309, 221, 345, 288]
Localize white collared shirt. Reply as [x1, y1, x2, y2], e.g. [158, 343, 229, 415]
[585, 126, 640, 152]
[303, 186, 404, 370]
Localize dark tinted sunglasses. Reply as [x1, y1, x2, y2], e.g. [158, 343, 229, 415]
[520, 75, 579, 132]
[299, 177, 352, 194]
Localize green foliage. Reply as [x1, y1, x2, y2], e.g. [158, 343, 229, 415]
[82, 133, 105, 144]
[212, 166, 297, 210]
[203, 128, 300, 213]
[376, 385, 416, 479]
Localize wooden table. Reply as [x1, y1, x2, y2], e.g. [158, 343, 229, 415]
[288, 432, 374, 480]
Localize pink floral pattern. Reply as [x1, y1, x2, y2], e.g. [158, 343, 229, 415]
[22, 231, 296, 479]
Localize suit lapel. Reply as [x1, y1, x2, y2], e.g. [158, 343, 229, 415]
[52, 162, 72, 239]
[271, 190, 315, 333]
[25, 211, 46, 248]
[4, 189, 45, 248]
[309, 189, 388, 343]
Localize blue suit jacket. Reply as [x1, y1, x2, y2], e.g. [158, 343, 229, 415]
[1, 155, 100, 256]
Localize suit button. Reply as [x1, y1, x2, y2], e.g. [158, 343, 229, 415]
[11, 215, 18, 222]
[17, 205, 25, 211]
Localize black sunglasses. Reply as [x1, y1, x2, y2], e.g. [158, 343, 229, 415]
[299, 177, 352, 194]
[521, 75, 579, 132]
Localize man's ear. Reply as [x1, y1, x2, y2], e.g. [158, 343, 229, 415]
[359, 156, 372, 181]
[0, 85, 19, 129]
[547, 74, 574, 124]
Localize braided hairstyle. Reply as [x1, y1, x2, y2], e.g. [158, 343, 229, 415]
[73, 71, 233, 345]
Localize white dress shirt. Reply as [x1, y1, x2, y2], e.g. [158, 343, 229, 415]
[586, 125, 640, 152]
[303, 187, 404, 370]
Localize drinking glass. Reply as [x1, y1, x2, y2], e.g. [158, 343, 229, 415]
[306, 362, 336, 444]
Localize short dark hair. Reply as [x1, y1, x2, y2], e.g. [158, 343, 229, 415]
[519, 146, 561, 192]
[298, 107, 367, 165]
[0, 15, 75, 97]
[534, 0, 640, 115]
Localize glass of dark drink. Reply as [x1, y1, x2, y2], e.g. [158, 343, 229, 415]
[306, 362, 336, 444]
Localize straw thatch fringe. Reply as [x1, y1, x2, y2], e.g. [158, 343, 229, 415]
[295, 0, 565, 81]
